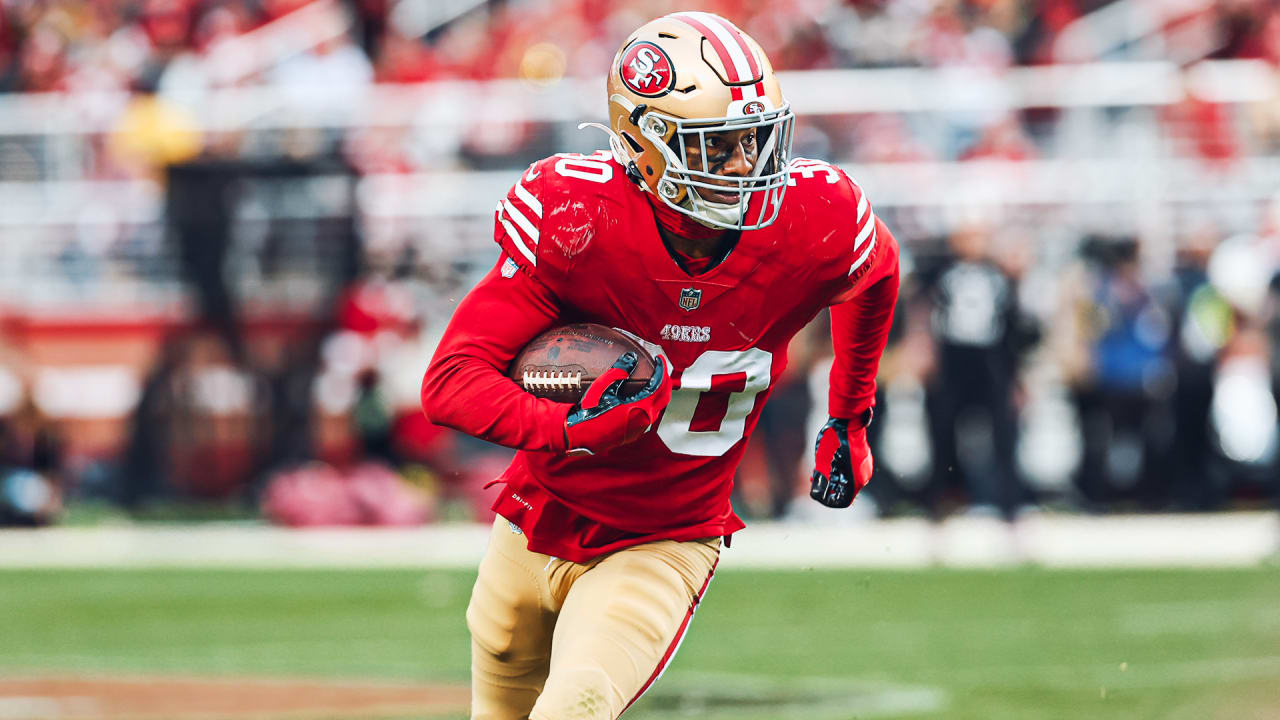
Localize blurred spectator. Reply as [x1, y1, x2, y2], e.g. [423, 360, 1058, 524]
[107, 63, 202, 180]
[1202, 233, 1280, 495]
[922, 219, 1038, 520]
[374, 26, 437, 84]
[16, 19, 70, 92]
[0, 376, 66, 526]
[1169, 225, 1232, 509]
[1163, 64, 1241, 171]
[270, 28, 373, 159]
[960, 112, 1037, 161]
[1208, 0, 1275, 61]
[1071, 237, 1177, 510]
[271, 28, 373, 92]
[157, 2, 256, 114]
[261, 460, 432, 527]
[861, 254, 938, 516]
[117, 336, 187, 510]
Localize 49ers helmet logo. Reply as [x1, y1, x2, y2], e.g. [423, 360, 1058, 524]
[619, 41, 675, 97]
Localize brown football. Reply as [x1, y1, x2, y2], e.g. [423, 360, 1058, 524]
[507, 323, 657, 403]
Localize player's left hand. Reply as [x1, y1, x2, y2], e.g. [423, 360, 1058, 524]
[809, 414, 873, 508]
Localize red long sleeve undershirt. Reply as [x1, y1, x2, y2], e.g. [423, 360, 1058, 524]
[827, 216, 900, 420]
[420, 259, 571, 453]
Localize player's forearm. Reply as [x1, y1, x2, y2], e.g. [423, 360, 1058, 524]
[420, 257, 570, 453]
[828, 250, 900, 419]
[422, 352, 570, 452]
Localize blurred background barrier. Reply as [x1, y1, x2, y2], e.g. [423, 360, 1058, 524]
[1, 512, 1277, 568]
[2, 0, 1280, 527]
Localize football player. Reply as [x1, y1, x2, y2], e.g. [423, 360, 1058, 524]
[421, 11, 899, 720]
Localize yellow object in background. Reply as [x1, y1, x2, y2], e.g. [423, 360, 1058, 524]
[109, 94, 202, 179]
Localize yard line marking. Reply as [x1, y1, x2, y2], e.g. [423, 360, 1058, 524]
[938, 654, 1280, 690]
[644, 671, 947, 719]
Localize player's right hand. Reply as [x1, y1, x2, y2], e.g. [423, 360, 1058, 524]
[563, 353, 671, 456]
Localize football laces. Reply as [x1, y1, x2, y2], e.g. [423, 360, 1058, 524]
[522, 370, 584, 391]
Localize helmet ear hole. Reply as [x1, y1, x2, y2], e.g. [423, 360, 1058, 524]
[621, 132, 644, 153]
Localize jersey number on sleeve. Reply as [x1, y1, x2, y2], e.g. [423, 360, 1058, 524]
[553, 152, 614, 184]
[656, 348, 773, 456]
[787, 158, 840, 185]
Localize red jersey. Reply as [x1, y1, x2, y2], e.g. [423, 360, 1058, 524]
[422, 151, 899, 561]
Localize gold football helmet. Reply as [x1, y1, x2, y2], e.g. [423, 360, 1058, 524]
[591, 12, 795, 231]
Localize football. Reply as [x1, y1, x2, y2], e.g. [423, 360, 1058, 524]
[507, 323, 657, 403]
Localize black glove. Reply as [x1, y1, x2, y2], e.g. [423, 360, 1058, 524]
[809, 410, 874, 509]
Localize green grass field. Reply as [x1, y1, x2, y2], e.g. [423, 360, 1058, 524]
[2, 567, 1278, 719]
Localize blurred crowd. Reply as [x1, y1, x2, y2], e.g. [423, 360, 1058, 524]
[2, 0, 1280, 178]
[3, 0, 1280, 525]
[5, 0, 1280, 95]
[856, 213, 1280, 521]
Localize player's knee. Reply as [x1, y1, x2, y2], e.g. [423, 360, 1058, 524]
[531, 666, 621, 720]
[467, 601, 522, 662]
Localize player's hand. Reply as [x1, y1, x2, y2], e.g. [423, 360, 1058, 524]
[563, 353, 671, 456]
[809, 414, 873, 508]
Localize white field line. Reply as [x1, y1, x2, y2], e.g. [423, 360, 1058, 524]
[0, 513, 1276, 569]
[635, 671, 947, 719]
[0, 655, 437, 678]
[1117, 598, 1280, 636]
[936, 654, 1280, 691]
[0, 697, 98, 720]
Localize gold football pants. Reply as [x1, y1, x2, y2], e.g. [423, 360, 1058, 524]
[467, 516, 720, 720]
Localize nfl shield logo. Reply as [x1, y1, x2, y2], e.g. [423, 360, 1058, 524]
[679, 287, 702, 311]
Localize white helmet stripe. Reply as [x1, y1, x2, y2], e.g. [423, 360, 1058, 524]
[686, 12, 755, 85]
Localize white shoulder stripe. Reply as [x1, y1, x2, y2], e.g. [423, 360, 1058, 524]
[502, 198, 540, 244]
[856, 191, 868, 223]
[847, 233, 876, 277]
[854, 211, 876, 250]
[514, 181, 542, 218]
[496, 201, 537, 267]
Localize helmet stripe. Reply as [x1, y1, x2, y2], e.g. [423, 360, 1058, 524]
[683, 12, 754, 82]
[705, 14, 760, 78]
[671, 12, 750, 101]
[670, 14, 738, 82]
[700, 15, 767, 98]
[691, 12, 754, 81]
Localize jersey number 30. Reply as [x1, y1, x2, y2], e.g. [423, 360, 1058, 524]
[656, 348, 773, 456]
